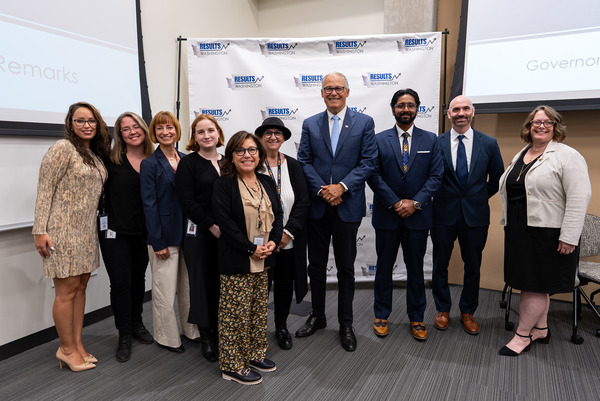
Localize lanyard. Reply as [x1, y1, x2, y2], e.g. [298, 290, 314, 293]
[264, 153, 281, 197]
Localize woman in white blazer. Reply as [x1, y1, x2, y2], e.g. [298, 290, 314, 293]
[498, 105, 591, 356]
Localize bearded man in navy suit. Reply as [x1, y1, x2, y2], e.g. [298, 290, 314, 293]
[368, 88, 443, 341]
[296, 72, 377, 352]
[431, 95, 504, 335]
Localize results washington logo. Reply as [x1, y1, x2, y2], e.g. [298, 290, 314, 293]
[191, 42, 230, 56]
[397, 37, 437, 53]
[328, 40, 367, 55]
[260, 107, 299, 121]
[193, 108, 232, 122]
[416, 105, 436, 119]
[362, 72, 401, 87]
[259, 42, 298, 56]
[294, 74, 323, 89]
[226, 75, 264, 90]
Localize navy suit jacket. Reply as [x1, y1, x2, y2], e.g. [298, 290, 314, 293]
[433, 129, 504, 227]
[368, 125, 443, 231]
[140, 146, 186, 251]
[297, 107, 378, 223]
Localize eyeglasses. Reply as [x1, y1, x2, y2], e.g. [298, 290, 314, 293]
[73, 119, 97, 127]
[234, 147, 258, 156]
[121, 125, 141, 134]
[323, 86, 347, 94]
[394, 103, 417, 110]
[264, 130, 283, 138]
[531, 120, 555, 128]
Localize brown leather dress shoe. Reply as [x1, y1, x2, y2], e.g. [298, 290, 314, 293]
[410, 322, 428, 341]
[460, 313, 479, 335]
[434, 312, 449, 330]
[373, 319, 389, 337]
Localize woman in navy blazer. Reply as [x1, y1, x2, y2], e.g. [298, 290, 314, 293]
[140, 111, 199, 353]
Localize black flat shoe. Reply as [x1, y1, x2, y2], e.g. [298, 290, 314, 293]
[222, 368, 262, 385]
[532, 326, 551, 344]
[200, 338, 218, 362]
[249, 358, 276, 372]
[116, 333, 132, 362]
[295, 314, 327, 337]
[275, 328, 293, 350]
[498, 332, 531, 357]
[159, 343, 185, 353]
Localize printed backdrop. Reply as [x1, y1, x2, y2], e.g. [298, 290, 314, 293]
[187, 32, 442, 282]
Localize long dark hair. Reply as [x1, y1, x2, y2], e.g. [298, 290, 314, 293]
[220, 131, 266, 177]
[64, 102, 111, 166]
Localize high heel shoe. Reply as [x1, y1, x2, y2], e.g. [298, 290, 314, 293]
[532, 326, 551, 344]
[498, 332, 532, 356]
[84, 354, 98, 363]
[56, 347, 96, 372]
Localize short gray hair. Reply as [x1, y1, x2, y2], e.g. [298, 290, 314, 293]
[322, 72, 349, 90]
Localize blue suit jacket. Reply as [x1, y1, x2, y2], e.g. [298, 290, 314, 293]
[140, 146, 186, 251]
[297, 108, 377, 223]
[433, 129, 504, 227]
[368, 125, 443, 231]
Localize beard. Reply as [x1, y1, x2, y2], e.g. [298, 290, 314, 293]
[394, 111, 416, 126]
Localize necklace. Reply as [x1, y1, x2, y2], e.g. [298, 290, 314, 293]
[516, 153, 542, 182]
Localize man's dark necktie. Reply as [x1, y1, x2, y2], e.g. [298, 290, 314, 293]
[456, 135, 468, 187]
[402, 132, 409, 172]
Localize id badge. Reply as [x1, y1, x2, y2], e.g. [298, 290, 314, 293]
[186, 219, 197, 237]
[253, 236, 265, 246]
[105, 229, 116, 239]
[99, 214, 108, 231]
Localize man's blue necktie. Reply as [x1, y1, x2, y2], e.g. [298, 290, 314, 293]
[331, 115, 340, 156]
[402, 132, 409, 172]
[456, 135, 468, 187]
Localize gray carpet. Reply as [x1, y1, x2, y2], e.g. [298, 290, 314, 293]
[1, 284, 600, 401]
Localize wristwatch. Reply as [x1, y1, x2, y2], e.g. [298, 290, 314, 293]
[413, 200, 422, 210]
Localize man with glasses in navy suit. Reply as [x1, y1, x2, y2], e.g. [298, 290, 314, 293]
[296, 72, 377, 352]
[431, 95, 504, 335]
[368, 88, 443, 341]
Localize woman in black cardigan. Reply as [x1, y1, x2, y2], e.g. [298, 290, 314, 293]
[255, 117, 309, 350]
[175, 114, 224, 362]
[212, 131, 283, 386]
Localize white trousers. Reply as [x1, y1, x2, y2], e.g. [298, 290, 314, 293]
[148, 245, 199, 347]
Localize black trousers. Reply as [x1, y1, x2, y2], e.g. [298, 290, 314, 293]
[268, 248, 295, 329]
[307, 206, 360, 326]
[99, 233, 149, 334]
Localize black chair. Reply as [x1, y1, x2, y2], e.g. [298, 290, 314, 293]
[572, 214, 600, 344]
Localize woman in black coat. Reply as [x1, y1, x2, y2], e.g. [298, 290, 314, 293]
[212, 131, 283, 386]
[175, 114, 224, 362]
[255, 117, 309, 350]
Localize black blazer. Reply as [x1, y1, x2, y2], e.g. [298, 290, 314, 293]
[212, 173, 283, 275]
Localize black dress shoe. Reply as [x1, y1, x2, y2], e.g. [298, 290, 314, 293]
[132, 323, 154, 344]
[275, 328, 293, 350]
[295, 314, 327, 337]
[159, 343, 185, 353]
[339, 325, 357, 352]
[116, 333, 132, 362]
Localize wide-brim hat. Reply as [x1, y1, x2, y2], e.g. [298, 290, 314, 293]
[254, 117, 292, 141]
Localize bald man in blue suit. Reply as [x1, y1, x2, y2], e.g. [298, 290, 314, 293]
[431, 95, 504, 335]
[296, 72, 377, 352]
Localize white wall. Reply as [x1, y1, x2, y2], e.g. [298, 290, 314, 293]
[0, 0, 384, 346]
